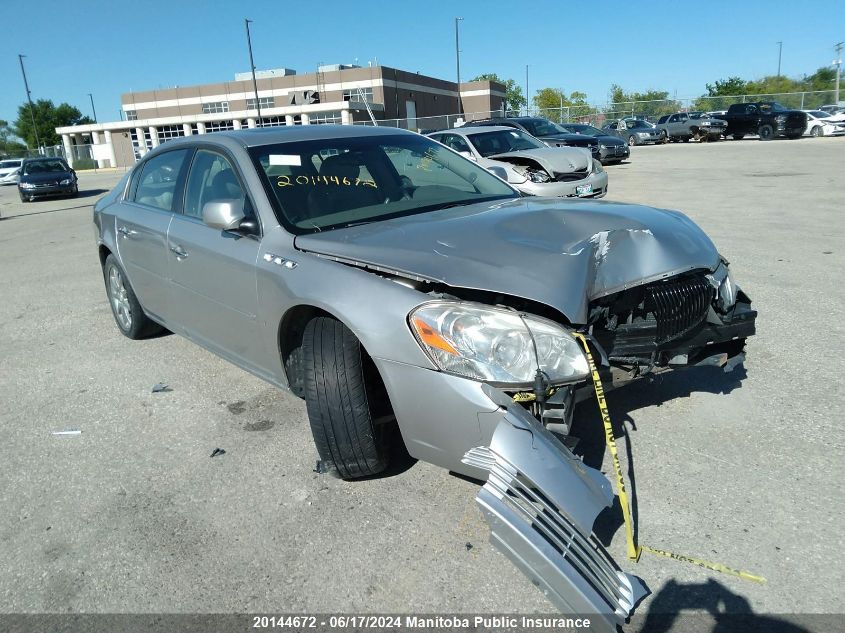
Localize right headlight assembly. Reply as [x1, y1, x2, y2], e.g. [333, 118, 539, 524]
[409, 301, 589, 386]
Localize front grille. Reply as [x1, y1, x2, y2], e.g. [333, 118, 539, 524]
[554, 168, 588, 182]
[32, 182, 59, 188]
[644, 275, 713, 344]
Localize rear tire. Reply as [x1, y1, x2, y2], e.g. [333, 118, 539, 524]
[103, 254, 162, 339]
[757, 124, 774, 140]
[302, 316, 389, 479]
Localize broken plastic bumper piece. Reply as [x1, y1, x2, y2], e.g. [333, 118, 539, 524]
[463, 406, 647, 633]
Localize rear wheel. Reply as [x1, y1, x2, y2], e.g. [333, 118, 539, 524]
[103, 254, 162, 339]
[302, 316, 389, 479]
[757, 124, 774, 140]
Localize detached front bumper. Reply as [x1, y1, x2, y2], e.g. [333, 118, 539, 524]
[463, 400, 647, 632]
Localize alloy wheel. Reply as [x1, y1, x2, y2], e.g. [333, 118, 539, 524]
[108, 265, 132, 331]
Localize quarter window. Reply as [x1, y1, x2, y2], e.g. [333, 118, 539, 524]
[183, 150, 246, 220]
[133, 150, 190, 212]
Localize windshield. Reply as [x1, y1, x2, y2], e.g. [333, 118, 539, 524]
[0, 160, 21, 169]
[809, 111, 829, 118]
[562, 124, 603, 136]
[22, 160, 69, 175]
[466, 129, 545, 157]
[519, 119, 570, 137]
[628, 120, 652, 129]
[249, 133, 518, 234]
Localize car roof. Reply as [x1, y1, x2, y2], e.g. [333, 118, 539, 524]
[446, 126, 515, 134]
[204, 125, 416, 147]
[22, 156, 67, 163]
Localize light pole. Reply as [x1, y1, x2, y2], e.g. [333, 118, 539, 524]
[245, 19, 262, 124]
[455, 17, 463, 115]
[88, 93, 98, 123]
[525, 64, 529, 116]
[18, 54, 41, 151]
[835, 42, 843, 105]
[776, 41, 783, 77]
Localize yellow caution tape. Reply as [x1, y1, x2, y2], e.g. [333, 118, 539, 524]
[571, 332, 766, 584]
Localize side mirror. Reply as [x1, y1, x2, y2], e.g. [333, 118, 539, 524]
[487, 166, 509, 181]
[458, 150, 476, 161]
[202, 200, 246, 231]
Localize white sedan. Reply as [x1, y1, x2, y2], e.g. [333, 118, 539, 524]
[803, 110, 845, 137]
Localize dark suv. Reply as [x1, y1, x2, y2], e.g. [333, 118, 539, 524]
[18, 157, 78, 202]
[466, 117, 600, 161]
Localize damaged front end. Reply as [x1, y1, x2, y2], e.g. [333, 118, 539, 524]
[463, 401, 648, 632]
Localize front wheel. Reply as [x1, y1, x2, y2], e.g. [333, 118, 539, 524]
[627, 135, 637, 146]
[757, 124, 774, 140]
[19, 191, 28, 202]
[302, 317, 389, 479]
[103, 254, 162, 339]
[659, 130, 669, 144]
[732, 133, 745, 140]
[810, 126, 823, 137]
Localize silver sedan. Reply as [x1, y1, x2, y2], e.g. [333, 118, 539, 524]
[94, 126, 756, 626]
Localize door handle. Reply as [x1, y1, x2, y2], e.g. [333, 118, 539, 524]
[117, 226, 136, 238]
[170, 245, 189, 259]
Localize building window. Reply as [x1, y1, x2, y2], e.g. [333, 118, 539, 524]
[126, 110, 138, 121]
[246, 97, 275, 110]
[157, 125, 185, 142]
[205, 120, 235, 133]
[202, 101, 230, 114]
[257, 116, 286, 128]
[310, 111, 343, 125]
[343, 87, 374, 103]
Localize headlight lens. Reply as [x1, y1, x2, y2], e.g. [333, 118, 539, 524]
[20, 182, 34, 189]
[409, 302, 589, 385]
[60, 178, 72, 185]
[708, 262, 739, 312]
[592, 158, 604, 173]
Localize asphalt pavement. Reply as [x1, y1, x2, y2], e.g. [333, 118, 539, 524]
[0, 137, 842, 631]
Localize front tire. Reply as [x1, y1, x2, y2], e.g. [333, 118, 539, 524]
[302, 317, 389, 479]
[103, 254, 161, 339]
[627, 135, 637, 146]
[758, 124, 774, 140]
[732, 133, 745, 140]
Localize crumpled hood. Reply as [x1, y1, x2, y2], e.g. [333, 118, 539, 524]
[490, 147, 592, 174]
[295, 197, 720, 324]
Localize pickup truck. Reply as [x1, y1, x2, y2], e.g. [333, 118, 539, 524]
[716, 102, 807, 140]
[655, 112, 727, 142]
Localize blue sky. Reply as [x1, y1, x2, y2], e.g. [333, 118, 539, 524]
[1, 0, 841, 127]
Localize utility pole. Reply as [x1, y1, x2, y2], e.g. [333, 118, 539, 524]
[18, 54, 41, 151]
[88, 93, 98, 123]
[455, 17, 463, 115]
[776, 41, 783, 77]
[835, 42, 844, 105]
[245, 19, 262, 124]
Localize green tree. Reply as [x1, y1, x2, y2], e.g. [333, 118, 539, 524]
[13, 99, 92, 148]
[0, 120, 27, 156]
[606, 85, 679, 117]
[533, 88, 591, 121]
[705, 77, 748, 97]
[470, 73, 526, 114]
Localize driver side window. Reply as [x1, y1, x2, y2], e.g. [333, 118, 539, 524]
[183, 150, 246, 220]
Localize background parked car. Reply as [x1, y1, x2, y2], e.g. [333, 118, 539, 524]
[802, 110, 845, 136]
[715, 102, 806, 140]
[555, 123, 630, 163]
[17, 157, 78, 202]
[655, 111, 727, 142]
[601, 119, 662, 145]
[818, 104, 845, 115]
[429, 126, 607, 198]
[0, 158, 23, 185]
[465, 117, 601, 161]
